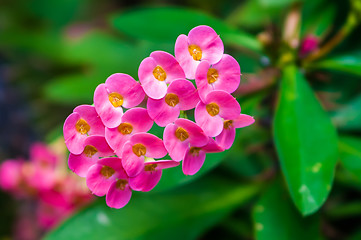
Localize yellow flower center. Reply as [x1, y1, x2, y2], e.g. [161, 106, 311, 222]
[206, 103, 220, 116]
[189, 147, 201, 157]
[175, 127, 189, 141]
[207, 68, 219, 84]
[108, 92, 124, 108]
[132, 143, 146, 157]
[116, 179, 128, 190]
[83, 145, 98, 157]
[223, 120, 233, 129]
[118, 123, 133, 135]
[188, 44, 202, 61]
[100, 166, 115, 179]
[144, 164, 158, 172]
[153, 66, 167, 81]
[76, 119, 90, 135]
[165, 93, 180, 107]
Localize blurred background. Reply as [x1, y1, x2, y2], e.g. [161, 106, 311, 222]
[1, 0, 361, 239]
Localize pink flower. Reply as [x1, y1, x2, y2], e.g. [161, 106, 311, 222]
[147, 79, 200, 127]
[138, 51, 185, 99]
[86, 157, 132, 209]
[121, 133, 167, 177]
[195, 54, 240, 102]
[195, 90, 241, 137]
[163, 118, 208, 161]
[183, 138, 223, 175]
[68, 136, 114, 177]
[216, 114, 255, 150]
[105, 108, 153, 156]
[299, 35, 319, 57]
[63, 105, 105, 155]
[0, 159, 23, 192]
[175, 25, 224, 79]
[129, 160, 179, 192]
[30, 143, 58, 169]
[94, 73, 145, 128]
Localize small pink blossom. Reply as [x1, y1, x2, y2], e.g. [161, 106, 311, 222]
[147, 79, 200, 127]
[30, 143, 58, 169]
[195, 54, 240, 102]
[94, 73, 145, 128]
[0, 159, 23, 192]
[195, 90, 241, 137]
[121, 133, 167, 177]
[105, 108, 153, 156]
[63, 105, 105, 155]
[175, 25, 224, 79]
[139, 51, 185, 99]
[299, 35, 319, 57]
[68, 135, 114, 177]
[129, 160, 179, 192]
[163, 118, 209, 161]
[216, 114, 255, 150]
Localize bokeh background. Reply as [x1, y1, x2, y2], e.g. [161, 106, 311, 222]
[1, 0, 361, 239]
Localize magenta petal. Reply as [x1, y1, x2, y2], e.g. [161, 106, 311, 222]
[106, 181, 132, 209]
[215, 127, 236, 150]
[94, 83, 124, 128]
[121, 107, 153, 132]
[121, 142, 145, 177]
[202, 137, 224, 153]
[152, 160, 180, 169]
[194, 102, 223, 137]
[233, 114, 255, 128]
[105, 127, 131, 156]
[195, 61, 214, 102]
[147, 97, 180, 127]
[205, 90, 241, 120]
[68, 153, 97, 178]
[182, 148, 206, 175]
[30, 143, 58, 168]
[167, 79, 200, 110]
[174, 34, 200, 79]
[86, 164, 115, 196]
[130, 133, 167, 158]
[149, 51, 185, 83]
[63, 113, 87, 155]
[138, 57, 168, 99]
[84, 135, 114, 156]
[212, 54, 240, 94]
[74, 105, 105, 135]
[163, 123, 189, 161]
[105, 73, 145, 108]
[129, 169, 162, 192]
[188, 25, 224, 64]
[175, 118, 209, 147]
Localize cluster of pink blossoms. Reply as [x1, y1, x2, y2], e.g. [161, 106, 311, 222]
[0, 142, 93, 230]
[63, 25, 255, 209]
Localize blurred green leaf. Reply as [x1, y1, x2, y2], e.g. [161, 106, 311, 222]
[45, 177, 259, 240]
[258, 0, 299, 7]
[111, 7, 262, 53]
[273, 65, 338, 215]
[313, 52, 361, 77]
[339, 136, 361, 183]
[332, 94, 361, 131]
[253, 180, 321, 240]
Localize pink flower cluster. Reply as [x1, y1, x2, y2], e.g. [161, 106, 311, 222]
[63, 25, 255, 209]
[0, 143, 93, 230]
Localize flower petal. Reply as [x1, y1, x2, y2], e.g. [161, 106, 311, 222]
[106, 181, 132, 209]
[212, 54, 240, 94]
[121, 107, 153, 132]
[129, 169, 162, 192]
[149, 51, 185, 83]
[202, 137, 224, 153]
[205, 90, 241, 120]
[130, 133, 167, 158]
[195, 60, 214, 102]
[68, 153, 97, 178]
[121, 142, 145, 177]
[147, 97, 180, 127]
[233, 114, 255, 128]
[73, 105, 104, 135]
[167, 79, 200, 110]
[194, 102, 223, 137]
[86, 164, 115, 196]
[174, 34, 200, 79]
[105, 128, 131, 156]
[163, 123, 189, 161]
[63, 113, 87, 155]
[182, 148, 206, 175]
[175, 118, 209, 147]
[215, 127, 236, 150]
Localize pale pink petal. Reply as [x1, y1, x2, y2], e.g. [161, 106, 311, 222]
[130, 133, 167, 158]
[129, 169, 162, 192]
[182, 148, 206, 175]
[63, 112, 87, 154]
[233, 114, 255, 128]
[121, 142, 145, 177]
[138, 57, 168, 99]
[0, 160, 22, 191]
[188, 25, 224, 64]
[105, 127, 131, 156]
[147, 97, 180, 127]
[167, 79, 200, 110]
[105, 73, 145, 108]
[174, 34, 200, 79]
[211, 54, 240, 94]
[106, 181, 132, 209]
[68, 153, 97, 178]
[152, 160, 180, 169]
[150, 51, 185, 83]
[94, 83, 124, 128]
[205, 90, 241, 119]
[195, 60, 214, 102]
[163, 123, 189, 161]
[215, 127, 236, 150]
[175, 118, 209, 147]
[86, 164, 114, 196]
[121, 108, 153, 132]
[73, 105, 104, 135]
[194, 102, 223, 137]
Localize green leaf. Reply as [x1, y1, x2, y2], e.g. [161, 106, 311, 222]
[273, 65, 338, 215]
[331, 94, 361, 130]
[45, 177, 259, 240]
[338, 136, 361, 184]
[313, 52, 361, 77]
[110, 7, 262, 53]
[253, 180, 321, 240]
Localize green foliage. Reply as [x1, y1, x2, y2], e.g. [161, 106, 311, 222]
[313, 52, 361, 77]
[339, 135, 361, 184]
[332, 94, 361, 131]
[273, 65, 338, 215]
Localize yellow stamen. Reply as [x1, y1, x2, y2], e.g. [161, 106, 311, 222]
[223, 120, 233, 129]
[188, 44, 202, 61]
[189, 147, 201, 157]
[116, 179, 128, 190]
[132, 143, 146, 157]
[76, 119, 90, 135]
[100, 166, 115, 179]
[108, 92, 123, 108]
[165, 93, 179, 107]
[144, 164, 157, 172]
[175, 127, 189, 141]
[83, 145, 98, 157]
[118, 123, 133, 135]
[153, 66, 167, 81]
[207, 68, 219, 84]
[206, 103, 220, 116]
